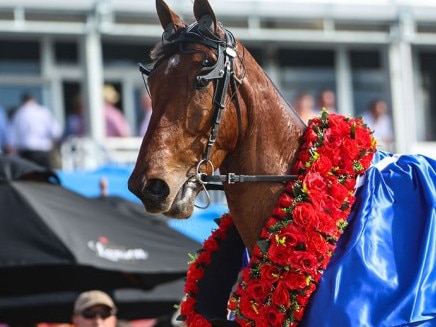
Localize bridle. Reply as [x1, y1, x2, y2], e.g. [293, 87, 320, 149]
[139, 19, 297, 207]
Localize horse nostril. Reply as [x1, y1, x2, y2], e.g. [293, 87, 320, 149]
[142, 178, 170, 202]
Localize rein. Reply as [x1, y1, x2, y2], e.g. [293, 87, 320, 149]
[139, 20, 298, 202]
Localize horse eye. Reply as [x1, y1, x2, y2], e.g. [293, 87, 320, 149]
[202, 58, 214, 67]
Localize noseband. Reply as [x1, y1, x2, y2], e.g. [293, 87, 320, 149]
[139, 20, 297, 207]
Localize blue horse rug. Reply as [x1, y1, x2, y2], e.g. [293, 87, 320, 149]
[301, 150, 436, 326]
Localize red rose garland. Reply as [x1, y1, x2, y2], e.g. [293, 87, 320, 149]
[180, 110, 377, 327]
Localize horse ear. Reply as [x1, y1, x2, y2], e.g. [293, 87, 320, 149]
[156, 0, 186, 40]
[193, 0, 226, 40]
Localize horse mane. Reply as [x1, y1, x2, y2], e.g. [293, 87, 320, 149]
[262, 70, 304, 122]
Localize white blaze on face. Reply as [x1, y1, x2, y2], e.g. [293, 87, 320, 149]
[165, 55, 180, 75]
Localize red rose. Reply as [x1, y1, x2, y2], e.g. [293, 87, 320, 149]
[288, 251, 319, 275]
[240, 265, 253, 281]
[187, 314, 212, 327]
[238, 294, 260, 320]
[227, 296, 238, 311]
[304, 172, 328, 194]
[359, 153, 375, 170]
[254, 243, 268, 258]
[318, 144, 340, 166]
[316, 211, 341, 237]
[295, 294, 315, 307]
[278, 192, 293, 208]
[196, 252, 212, 266]
[354, 124, 373, 147]
[310, 155, 333, 176]
[293, 160, 307, 174]
[202, 237, 220, 253]
[337, 157, 355, 175]
[328, 181, 349, 205]
[304, 172, 328, 208]
[180, 296, 195, 314]
[279, 224, 307, 248]
[292, 307, 305, 322]
[186, 265, 204, 284]
[184, 279, 199, 295]
[323, 128, 341, 147]
[305, 231, 329, 258]
[341, 137, 360, 160]
[271, 280, 291, 307]
[343, 177, 356, 190]
[304, 124, 320, 143]
[245, 278, 271, 303]
[328, 114, 351, 136]
[261, 304, 286, 327]
[283, 270, 308, 290]
[265, 216, 279, 229]
[259, 263, 281, 283]
[292, 202, 319, 230]
[272, 206, 287, 219]
[268, 240, 294, 266]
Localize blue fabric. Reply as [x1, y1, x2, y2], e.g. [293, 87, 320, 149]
[301, 150, 436, 326]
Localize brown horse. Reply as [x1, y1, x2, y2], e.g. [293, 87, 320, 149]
[128, 0, 436, 326]
[128, 0, 306, 252]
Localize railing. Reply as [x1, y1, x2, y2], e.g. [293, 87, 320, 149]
[60, 136, 142, 170]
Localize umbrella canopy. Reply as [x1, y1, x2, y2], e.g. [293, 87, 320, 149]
[0, 154, 59, 183]
[0, 155, 199, 297]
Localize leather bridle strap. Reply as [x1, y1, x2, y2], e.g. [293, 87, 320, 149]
[204, 173, 297, 184]
[202, 173, 298, 191]
[202, 42, 235, 161]
[180, 24, 299, 190]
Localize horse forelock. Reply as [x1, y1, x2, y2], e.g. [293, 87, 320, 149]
[149, 21, 231, 71]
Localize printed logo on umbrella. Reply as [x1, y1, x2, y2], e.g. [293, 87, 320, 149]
[87, 236, 149, 262]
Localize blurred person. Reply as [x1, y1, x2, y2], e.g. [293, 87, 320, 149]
[37, 323, 72, 327]
[361, 98, 394, 149]
[0, 105, 9, 153]
[293, 92, 317, 124]
[316, 89, 336, 112]
[7, 92, 62, 169]
[63, 93, 86, 139]
[138, 91, 152, 136]
[71, 290, 117, 327]
[103, 85, 131, 137]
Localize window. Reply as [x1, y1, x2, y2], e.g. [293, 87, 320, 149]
[55, 41, 79, 64]
[0, 40, 40, 73]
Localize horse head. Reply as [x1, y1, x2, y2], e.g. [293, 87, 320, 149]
[129, 0, 306, 248]
[129, 0, 245, 217]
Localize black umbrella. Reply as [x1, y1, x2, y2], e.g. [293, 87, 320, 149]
[0, 155, 199, 297]
[0, 154, 60, 183]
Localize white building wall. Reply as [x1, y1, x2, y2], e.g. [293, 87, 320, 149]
[1, 0, 436, 164]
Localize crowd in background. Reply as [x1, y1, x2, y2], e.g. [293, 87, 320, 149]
[0, 85, 394, 171]
[292, 89, 394, 150]
[0, 84, 153, 170]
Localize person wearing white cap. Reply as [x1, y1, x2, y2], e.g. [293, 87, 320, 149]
[72, 290, 117, 327]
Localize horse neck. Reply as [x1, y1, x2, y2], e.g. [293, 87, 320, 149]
[221, 54, 307, 251]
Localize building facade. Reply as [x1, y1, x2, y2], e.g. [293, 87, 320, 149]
[1, 0, 436, 164]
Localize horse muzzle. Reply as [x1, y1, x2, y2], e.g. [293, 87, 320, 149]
[128, 175, 198, 218]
